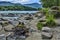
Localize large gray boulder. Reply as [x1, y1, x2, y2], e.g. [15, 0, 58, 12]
[41, 27, 53, 39]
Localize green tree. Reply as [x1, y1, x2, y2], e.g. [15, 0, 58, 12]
[41, 0, 60, 7]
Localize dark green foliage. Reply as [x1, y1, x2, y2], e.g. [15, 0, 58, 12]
[42, 8, 49, 14]
[46, 13, 56, 27]
[41, 0, 60, 7]
[46, 19, 56, 27]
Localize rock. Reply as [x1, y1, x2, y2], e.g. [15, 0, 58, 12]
[0, 34, 6, 40]
[4, 24, 14, 30]
[0, 25, 2, 31]
[51, 6, 59, 10]
[7, 37, 16, 40]
[29, 27, 37, 32]
[19, 36, 26, 39]
[24, 16, 33, 20]
[8, 21, 19, 26]
[41, 27, 53, 39]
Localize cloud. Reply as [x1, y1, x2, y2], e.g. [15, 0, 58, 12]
[0, 0, 12, 1]
[0, 0, 40, 4]
[12, 0, 29, 3]
[20, 0, 29, 2]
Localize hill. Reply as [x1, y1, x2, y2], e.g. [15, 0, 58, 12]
[0, 1, 38, 11]
[23, 3, 42, 9]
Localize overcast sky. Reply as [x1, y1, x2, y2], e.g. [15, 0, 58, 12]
[0, 0, 41, 4]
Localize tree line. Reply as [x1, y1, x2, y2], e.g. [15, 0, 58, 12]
[0, 6, 37, 11]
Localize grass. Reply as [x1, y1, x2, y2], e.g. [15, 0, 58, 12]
[45, 10, 56, 27]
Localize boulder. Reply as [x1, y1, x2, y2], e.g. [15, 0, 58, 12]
[41, 27, 53, 39]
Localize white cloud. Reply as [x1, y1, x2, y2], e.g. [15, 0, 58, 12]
[0, 0, 40, 4]
[12, 0, 30, 4]
[20, 0, 29, 2]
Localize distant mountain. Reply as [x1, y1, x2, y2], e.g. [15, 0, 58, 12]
[0, 1, 23, 6]
[0, 1, 42, 9]
[23, 3, 42, 9]
[0, 1, 37, 11]
[0, 1, 15, 6]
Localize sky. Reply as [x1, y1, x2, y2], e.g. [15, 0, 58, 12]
[0, 0, 41, 4]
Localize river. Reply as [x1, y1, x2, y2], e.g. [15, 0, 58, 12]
[0, 11, 39, 14]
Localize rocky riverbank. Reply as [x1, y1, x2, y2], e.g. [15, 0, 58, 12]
[0, 13, 60, 40]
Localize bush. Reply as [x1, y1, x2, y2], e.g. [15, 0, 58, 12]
[37, 22, 43, 30]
